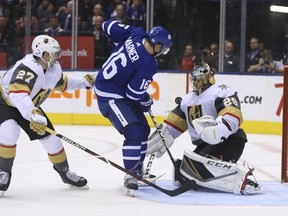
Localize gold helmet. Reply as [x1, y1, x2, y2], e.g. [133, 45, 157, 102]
[190, 63, 215, 95]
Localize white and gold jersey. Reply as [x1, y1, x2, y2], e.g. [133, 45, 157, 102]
[164, 84, 243, 142]
[0, 54, 84, 121]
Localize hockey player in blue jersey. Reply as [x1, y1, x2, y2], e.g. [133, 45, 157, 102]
[94, 20, 172, 195]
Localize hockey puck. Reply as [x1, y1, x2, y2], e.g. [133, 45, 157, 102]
[175, 97, 182, 105]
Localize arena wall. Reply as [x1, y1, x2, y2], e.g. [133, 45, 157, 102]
[0, 71, 283, 135]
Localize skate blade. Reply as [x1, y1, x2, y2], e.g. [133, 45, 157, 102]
[67, 184, 89, 190]
[241, 186, 265, 195]
[126, 188, 136, 197]
[139, 173, 166, 187]
[0, 191, 4, 197]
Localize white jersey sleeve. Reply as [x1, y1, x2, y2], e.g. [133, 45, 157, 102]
[9, 92, 35, 120]
[181, 84, 243, 143]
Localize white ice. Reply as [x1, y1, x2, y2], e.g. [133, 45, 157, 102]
[1, 125, 288, 216]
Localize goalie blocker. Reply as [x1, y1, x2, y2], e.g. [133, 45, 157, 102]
[174, 150, 264, 195]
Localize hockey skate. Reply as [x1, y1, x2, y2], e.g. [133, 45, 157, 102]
[0, 170, 11, 197]
[240, 162, 265, 195]
[142, 173, 165, 184]
[124, 174, 138, 196]
[241, 178, 264, 195]
[138, 165, 164, 187]
[53, 166, 88, 189]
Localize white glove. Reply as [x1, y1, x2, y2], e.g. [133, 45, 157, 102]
[192, 115, 222, 145]
[82, 73, 96, 89]
[146, 124, 174, 158]
[30, 108, 47, 135]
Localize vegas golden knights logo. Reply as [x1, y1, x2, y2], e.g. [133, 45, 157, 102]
[32, 88, 52, 107]
[187, 105, 202, 127]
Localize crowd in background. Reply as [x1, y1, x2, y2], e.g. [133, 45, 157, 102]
[0, 0, 286, 72]
[178, 37, 285, 74]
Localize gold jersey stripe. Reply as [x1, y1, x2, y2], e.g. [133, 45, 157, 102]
[164, 111, 188, 132]
[48, 148, 67, 164]
[0, 84, 12, 106]
[0, 144, 16, 158]
[8, 83, 31, 94]
[218, 106, 243, 125]
[54, 74, 68, 92]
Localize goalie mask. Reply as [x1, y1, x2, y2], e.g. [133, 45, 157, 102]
[190, 63, 215, 95]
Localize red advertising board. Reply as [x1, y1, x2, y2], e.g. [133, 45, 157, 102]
[24, 35, 94, 69]
[0, 52, 6, 68]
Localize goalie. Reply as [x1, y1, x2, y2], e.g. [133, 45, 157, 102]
[146, 63, 264, 195]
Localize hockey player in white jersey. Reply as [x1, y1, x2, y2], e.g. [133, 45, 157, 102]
[0, 35, 96, 196]
[147, 63, 264, 195]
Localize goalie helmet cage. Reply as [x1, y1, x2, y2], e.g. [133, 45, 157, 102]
[282, 65, 288, 182]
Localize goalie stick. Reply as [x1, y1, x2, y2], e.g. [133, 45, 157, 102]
[143, 97, 183, 179]
[45, 127, 196, 197]
[143, 97, 182, 178]
[148, 109, 197, 187]
[148, 109, 177, 168]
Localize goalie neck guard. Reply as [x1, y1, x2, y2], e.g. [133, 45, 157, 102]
[190, 63, 215, 95]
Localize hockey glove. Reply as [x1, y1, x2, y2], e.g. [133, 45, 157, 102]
[192, 115, 221, 145]
[139, 92, 153, 112]
[30, 108, 47, 135]
[82, 74, 95, 89]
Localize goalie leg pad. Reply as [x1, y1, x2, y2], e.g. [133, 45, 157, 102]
[179, 150, 263, 195]
[146, 123, 174, 158]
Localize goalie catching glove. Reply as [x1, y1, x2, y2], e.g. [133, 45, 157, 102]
[192, 115, 232, 145]
[146, 123, 174, 158]
[30, 108, 47, 135]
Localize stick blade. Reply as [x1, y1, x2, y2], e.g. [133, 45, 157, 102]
[166, 180, 198, 197]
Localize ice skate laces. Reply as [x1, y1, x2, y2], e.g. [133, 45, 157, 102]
[65, 170, 81, 183]
[0, 171, 9, 185]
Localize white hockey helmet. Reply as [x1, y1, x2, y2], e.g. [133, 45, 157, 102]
[31, 35, 61, 62]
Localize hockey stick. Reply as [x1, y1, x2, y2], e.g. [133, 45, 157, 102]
[45, 127, 196, 197]
[143, 97, 182, 178]
[148, 108, 197, 188]
[148, 109, 177, 168]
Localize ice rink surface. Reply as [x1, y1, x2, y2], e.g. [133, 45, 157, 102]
[1, 125, 288, 216]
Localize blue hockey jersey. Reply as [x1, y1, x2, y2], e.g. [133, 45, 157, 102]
[94, 20, 158, 103]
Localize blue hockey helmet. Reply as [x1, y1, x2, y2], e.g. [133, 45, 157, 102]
[148, 26, 172, 55]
